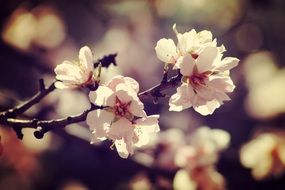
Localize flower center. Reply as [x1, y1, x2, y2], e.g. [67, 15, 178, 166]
[189, 74, 206, 88]
[191, 53, 199, 59]
[113, 97, 131, 117]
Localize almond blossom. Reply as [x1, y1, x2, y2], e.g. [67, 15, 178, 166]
[155, 24, 225, 65]
[86, 76, 160, 158]
[54, 46, 95, 89]
[169, 46, 239, 115]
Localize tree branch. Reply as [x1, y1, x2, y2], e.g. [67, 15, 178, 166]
[0, 68, 182, 139]
[1, 80, 56, 118]
[0, 104, 105, 139]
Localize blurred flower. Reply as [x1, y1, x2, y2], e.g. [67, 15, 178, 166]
[54, 46, 95, 89]
[2, 6, 66, 51]
[175, 127, 230, 169]
[169, 46, 238, 115]
[173, 127, 229, 190]
[173, 167, 226, 190]
[244, 52, 285, 119]
[128, 172, 152, 190]
[2, 8, 37, 50]
[153, 128, 187, 169]
[87, 76, 160, 158]
[240, 131, 285, 180]
[155, 24, 224, 65]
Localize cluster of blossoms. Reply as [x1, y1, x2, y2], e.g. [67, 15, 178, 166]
[54, 25, 238, 158]
[86, 76, 160, 158]
[173, 127, 230, 190]
[155, 25, 239, 115]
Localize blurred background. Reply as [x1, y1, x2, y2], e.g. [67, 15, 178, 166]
[1, 0, 285, 189]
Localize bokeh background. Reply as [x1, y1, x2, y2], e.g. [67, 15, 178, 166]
[1, 0, 285, 189]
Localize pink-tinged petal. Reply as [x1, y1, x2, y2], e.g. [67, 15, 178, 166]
[176, 54, 195, 76]
[196, 47, 218, 73]
[155, 38, 178, 63]
[196, 86, 215, 101]
[89, 86, 113, 105]
[106, 90, 133, 107]
[55, 81, 76, 89]
[107, 75, 139, 93]
[193, 99, 221, 115]
[108, 117, 133, 140]
[216, 57, 239, 72]
[208, 75, 235, 93]
[169, 83, 195, 111]
[114, 139, 129, 159]
[79, 46, 94, 72]
[86, 109, 114, 131]
[123, 77, 140, 93]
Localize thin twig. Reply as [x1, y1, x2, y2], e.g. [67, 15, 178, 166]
[138, 72, 182, 100]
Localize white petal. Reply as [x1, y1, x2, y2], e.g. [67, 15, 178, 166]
[176, 54, 195, 76]
[193, 99, 221, 115]
[197, 30, 213, 44]
[208, 75, 235, 93]
[134, 115, 160, 147]
[176, 29, 197, 54]
[169, 83, 194, 111]
[155, 38, 178, 63]
[55, 81, 75, 89]
[79, 46, 94, 71]
[114, 139, 129, 159]
[86, 109, 114, 131]
[216, 57, 239, 72]
[196, 47, 218, 73]
[108, 117, 133, 140]
[129, 100, 146, 117]
[89, 86, 113, 105]
[55, 61, 82, 79]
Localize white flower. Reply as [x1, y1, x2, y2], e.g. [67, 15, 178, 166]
[175, 127, 230, 169]
[54, 46, 94, 89]
[169, 46, 239, 115]
[240, 132, 285, 180]
[155, 24, 225, 65]
[86, 76, 160, 158]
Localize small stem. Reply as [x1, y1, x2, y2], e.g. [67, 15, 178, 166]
[138, 72, 182, 100]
